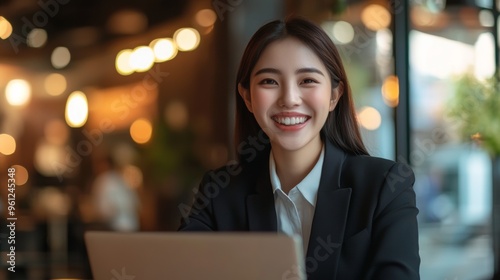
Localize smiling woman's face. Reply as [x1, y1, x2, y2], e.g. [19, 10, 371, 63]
[238, 36, 340, 154]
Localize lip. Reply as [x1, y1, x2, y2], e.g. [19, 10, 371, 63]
[271, 112, 310, 131]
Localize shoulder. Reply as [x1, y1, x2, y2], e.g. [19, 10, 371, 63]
[344, 154, 395, 171]
[342, 154, 414, 183]
[344, 154, 417, 214]
[323, 139, 413, 186]
[339, 154, 415, 204]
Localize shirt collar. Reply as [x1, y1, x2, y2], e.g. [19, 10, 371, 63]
[269, 145, 325, 207]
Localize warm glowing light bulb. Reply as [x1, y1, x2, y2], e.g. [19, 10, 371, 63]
[0, 134, 16, 155]
[361, 4, 391, 31]
[115, 49, 134, 75]
[65, 91, 88, 127]
[382, 75, 399, 107]
[5, 79, 31, 106]
[130, 118, 153, 144]
[0, 16, 13, 39]
[150, 38, 178, 62]
[130, 46, 155, 72]
[44, 73, 67, 96]
[195, 9, 217, 27]
[174, 28, 200, 51]
[358, 107, 382, 130]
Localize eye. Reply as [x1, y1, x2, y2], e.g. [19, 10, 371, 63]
[259, 78, 278, 85]
[301, 78, 318, 84]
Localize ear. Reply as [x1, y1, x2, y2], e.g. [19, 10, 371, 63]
[238, 83, 253, 113]
[329, 81, 344, 111]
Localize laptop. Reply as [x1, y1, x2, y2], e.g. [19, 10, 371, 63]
[85, 231, 305, 280]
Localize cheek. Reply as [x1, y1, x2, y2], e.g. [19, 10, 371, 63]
[308, 91, 333, 113]
[251, 90, 274, 112]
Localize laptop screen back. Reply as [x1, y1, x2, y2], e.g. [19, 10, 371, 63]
[85, 231, 305, 280]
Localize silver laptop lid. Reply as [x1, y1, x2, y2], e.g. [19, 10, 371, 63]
[85, 231, 305, 280]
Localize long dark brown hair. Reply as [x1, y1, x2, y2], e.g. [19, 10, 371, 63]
[235, 16, 369, 163]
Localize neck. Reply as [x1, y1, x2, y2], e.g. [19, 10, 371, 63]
[272, 138, 323, 194]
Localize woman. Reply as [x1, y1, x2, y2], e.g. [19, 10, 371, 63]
[179, 17, 420, 279]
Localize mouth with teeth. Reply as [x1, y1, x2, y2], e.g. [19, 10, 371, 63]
[272, 114, 310, 130]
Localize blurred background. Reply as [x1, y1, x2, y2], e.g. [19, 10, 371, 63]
[0, 0, 498, 279]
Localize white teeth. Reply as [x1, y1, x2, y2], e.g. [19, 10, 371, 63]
[274, 116, 308, 126]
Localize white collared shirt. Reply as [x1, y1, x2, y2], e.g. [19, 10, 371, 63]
[269, 145, 324, 254]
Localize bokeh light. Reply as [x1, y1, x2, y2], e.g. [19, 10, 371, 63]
[358, 106, 382, 130]
[0, 134, 16, 155]
[195, 9, 217, 27]
[65, 91, 88, 128]
[332, 21, 354, 44]
[34, 142, 66, 176]
[27, 28, 48, 48]
[130, 46, 155, 72]
[0, 16, 13, 39]
[382, 75, 399, 107]
[44, 73, 67, 96]
[130, 118, 153, 144]
[376, 29, 392, 53]
[5, 79, 31, 106]
[150, 38, 178, 62]
[115, 49, 134, 75]
[479, 10, 494, 27]
[174, 28, 200, 51]
[12, 165, 29, 186]
[51, 46, 71, 69]
[361, 4, 391, 31]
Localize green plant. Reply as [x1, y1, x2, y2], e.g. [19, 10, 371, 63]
[448, 74, 500, 156]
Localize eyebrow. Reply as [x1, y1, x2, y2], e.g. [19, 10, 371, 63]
[296, 67, 325, 76]
[253, 67, 325, 76]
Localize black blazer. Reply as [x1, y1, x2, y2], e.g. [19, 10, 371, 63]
[178, 140, 420, 280]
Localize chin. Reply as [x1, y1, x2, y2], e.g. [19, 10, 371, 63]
[271, 138, 311, 152]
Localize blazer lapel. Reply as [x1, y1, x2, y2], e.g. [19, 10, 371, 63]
[306, 140, 351, 280]
[246, 158, 278, 231]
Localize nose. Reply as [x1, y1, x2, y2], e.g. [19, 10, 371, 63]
[278, 83, 301, 108]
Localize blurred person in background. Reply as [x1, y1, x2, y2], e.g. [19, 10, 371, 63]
[91, 154, 140, 231]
